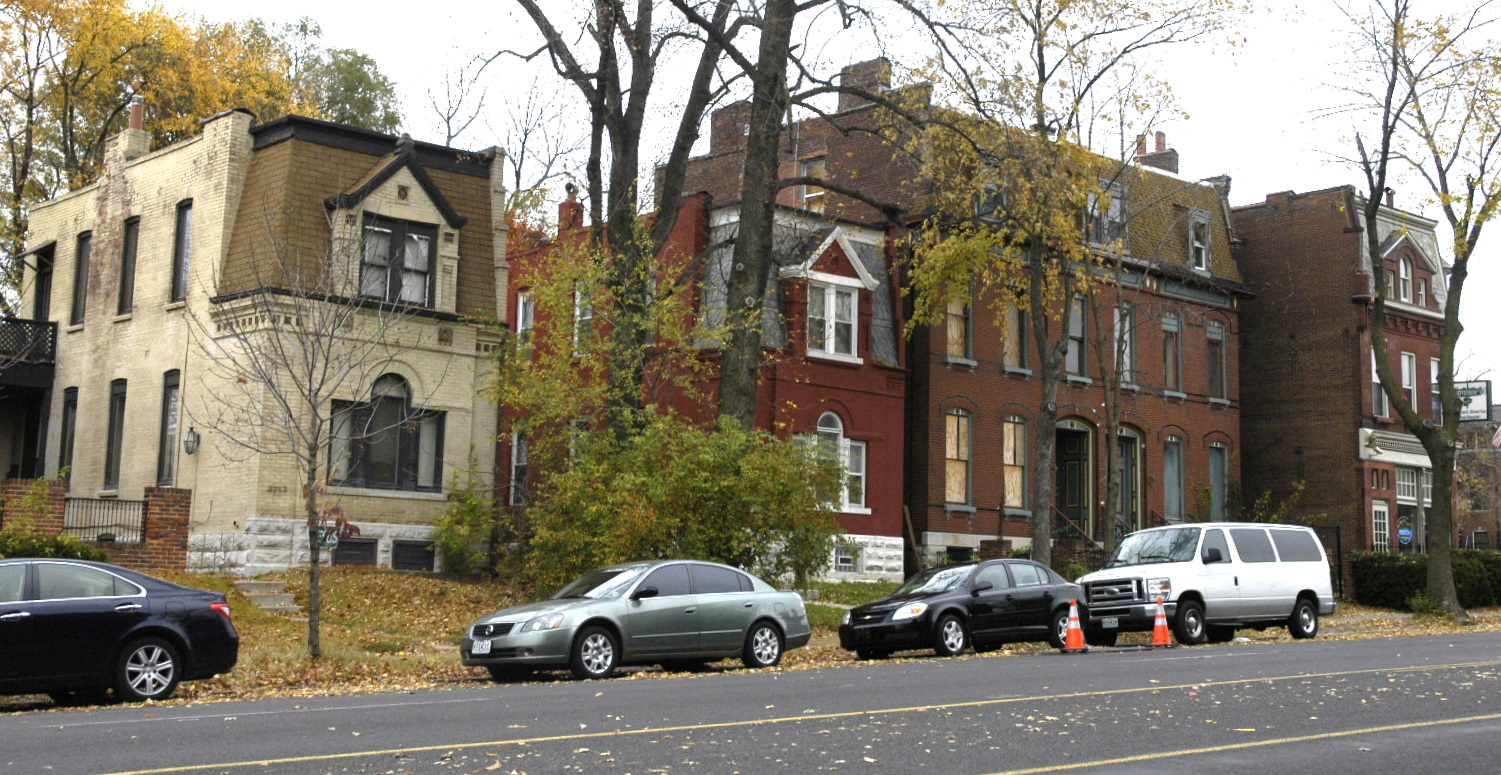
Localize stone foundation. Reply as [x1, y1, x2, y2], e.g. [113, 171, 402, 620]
[188, 517, 439, 575]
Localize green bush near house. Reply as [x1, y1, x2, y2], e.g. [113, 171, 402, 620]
[1352, 549, 1501, 610]
[434, 481, 499, 575]
[0, 531, 108, 561]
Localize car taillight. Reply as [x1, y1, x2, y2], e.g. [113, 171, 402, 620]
[212, 602, 233, 621]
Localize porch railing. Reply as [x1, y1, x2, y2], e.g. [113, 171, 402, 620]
[63, 497, 145, 543]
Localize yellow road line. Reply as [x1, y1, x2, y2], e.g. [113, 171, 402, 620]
[99, 659, 1501, 775]
[981, 711, 1501, 774]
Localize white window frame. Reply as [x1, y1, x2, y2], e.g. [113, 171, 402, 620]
[1188, 213, 1210, 271]
[810, 412, 869, 513]
[1372, 350, 1389, 418]
[1401, 351, 1416, 406]
[799, 157, 826, 213]
[1398, 257, 1413, 302]
[1431, 357, 1443, 425]
[1373, 500, 1390, 552]
[1396, 467, 1417, 503]
[1417, 278, 1427, 307]
[509, 433, 529, 507]
[573, 285, 594, 354]
[807, 274, 862, 363]
[515, 291, 535, 352]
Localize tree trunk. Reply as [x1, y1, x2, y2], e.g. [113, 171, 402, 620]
[717, 0, 796, 429]
[304, 479, 322, 660]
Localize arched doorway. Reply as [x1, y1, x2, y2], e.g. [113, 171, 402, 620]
[1055, 420, 1093, 541]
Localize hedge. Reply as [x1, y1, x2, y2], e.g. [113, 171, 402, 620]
[0, 531, 109, 561]
[1351, 549, 1501, 610]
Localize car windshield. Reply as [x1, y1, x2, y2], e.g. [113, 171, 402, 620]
[551, 566, 648, 600]
[1106, 528, 1201, 568]
[892, 565, 973, 596]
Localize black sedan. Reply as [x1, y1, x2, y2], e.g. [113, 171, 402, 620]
[0, 559, 239, 703]
[839, 559, 1083, 659]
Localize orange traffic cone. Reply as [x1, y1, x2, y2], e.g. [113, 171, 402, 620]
[1151, 597, 1175, 648]
[1062, 598, 1088, 653]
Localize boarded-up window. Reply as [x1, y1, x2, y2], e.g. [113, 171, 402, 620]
[945, 409, 971, 504]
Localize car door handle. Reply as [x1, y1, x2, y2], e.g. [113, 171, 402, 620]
[683, 607, 696, 614]
[0, 611, 29, 622]
[115, 603, 143, 612]
[743, 602, 754, 608]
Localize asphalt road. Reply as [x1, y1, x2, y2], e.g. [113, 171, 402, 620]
[5, 633, 1501, 775]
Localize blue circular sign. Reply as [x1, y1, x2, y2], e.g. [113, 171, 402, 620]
[1398, 527, 1413, 545]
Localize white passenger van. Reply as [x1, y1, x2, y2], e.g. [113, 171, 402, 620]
[1076, 522, 1336, 646]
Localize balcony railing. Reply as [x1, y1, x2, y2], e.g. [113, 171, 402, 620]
[0, 318, 56, 363]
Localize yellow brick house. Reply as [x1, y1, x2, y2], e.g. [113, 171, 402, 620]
[16, 104, 508, 573]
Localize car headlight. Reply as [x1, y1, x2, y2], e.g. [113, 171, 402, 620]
[1146, 578, 1172, 601]
[891, 602, 928, 621]
[842, 610, 851, 625]
[520, 613, 565, 633]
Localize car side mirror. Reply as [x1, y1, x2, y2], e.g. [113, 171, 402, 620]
[1203, 547, 1223, 564]
[632, 586, 659, 600]
[971, 580, 993, 595]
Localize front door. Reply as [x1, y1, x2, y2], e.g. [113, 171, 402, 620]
[624, 564, 699, 657]
[1115, 433, 1140, 537]
[1056, 427, 1092, 539]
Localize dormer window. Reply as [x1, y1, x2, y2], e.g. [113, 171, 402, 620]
[799, 157, 826, 214]
[1188, 213, 1210, 271]
[361, 214, 436, 305]
[1084, 183, 1125, 246]
[1398, 257, 1413, 301]
[808, 278, 858, 360]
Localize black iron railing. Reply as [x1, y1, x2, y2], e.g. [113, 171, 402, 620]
[64, 497, 145, 543]
[0, 318, 56, 363]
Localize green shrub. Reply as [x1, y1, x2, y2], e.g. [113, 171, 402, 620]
[1406, 591, 1444, 616]
[0, 531, 109, 561]
[1458, 550, 1501, 603]
[434, 481, 499, 575]
[1453, 551, 1495, 608]
[1350, 551, 1426, 609]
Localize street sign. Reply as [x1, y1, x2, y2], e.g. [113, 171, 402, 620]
[1454, 381, 1491, 422]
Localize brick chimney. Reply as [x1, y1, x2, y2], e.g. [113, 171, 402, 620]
[1135, 129, 1179, 174]
[106, 95, 151, 166]
[838, 58, 892, 112]
[558, 182, 584, 232]
[709, 100, 752, 153]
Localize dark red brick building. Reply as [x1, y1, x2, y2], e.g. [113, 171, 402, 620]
[1234, 187, 1447, 583]
[680, 59, 1248, 571]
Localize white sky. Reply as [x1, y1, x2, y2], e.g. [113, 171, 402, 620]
[156, 0, 1501, 392]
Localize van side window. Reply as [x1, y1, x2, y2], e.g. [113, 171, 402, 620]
[1270, 530, 1324, 562]
[1229, 528, 1277, 563]
[1202, 529, 1230, 563]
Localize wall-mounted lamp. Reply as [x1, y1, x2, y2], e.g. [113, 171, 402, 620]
[183, 427, 201, 455]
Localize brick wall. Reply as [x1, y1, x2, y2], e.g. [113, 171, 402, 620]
[0, 479, 190, 571]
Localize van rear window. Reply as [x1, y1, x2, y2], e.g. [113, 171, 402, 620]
[1270, 530, 1325, 562]
[1229, 528, 1277, 563]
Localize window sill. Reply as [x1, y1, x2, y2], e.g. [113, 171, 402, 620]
[1122, 383, 1140, 393]
[944, 504, 977, 516]
[1208, 397, 1231, 408]
[840, 506, 873, 516]
[1065, 375, 1093, 386]
[1164, 390, 1187, 402]
[165, 300, 186, 312]
[66, 323, 84, 333]
[96, 490, 119, 499]
[945, 356, 977, 369]
[325, 486, 446, 501]
[1003, 508, 1032, 519]
[808, 350, 862, 366]
[112, 313, 132, 324]
[1002, 365, 1032, 377]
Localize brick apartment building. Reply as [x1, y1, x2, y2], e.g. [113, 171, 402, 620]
[1234, 186, 1446, 580]
[11, 105, 509, 573]
[681, 59, 1248, 569]
[504, 190, 908, 582]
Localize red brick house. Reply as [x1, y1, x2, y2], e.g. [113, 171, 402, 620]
[681, 59, 1248, 570]
[503, 191, 907, 581]
[1234, 187, 1447, 581]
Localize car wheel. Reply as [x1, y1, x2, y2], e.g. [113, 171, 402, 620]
[932, 614, 967, 657]
[855, 649, 889, 660]
[569, 626, 618, 680]
[1289, 598, 1319, 639]
[1047, 607, 1071, 649]
[1207, 625, 1236, 644]
[743, 621, 784, 669]
[486, 664, 533, 682]
[114, 637, 180, 702]
[1173, 600, 1207, 645]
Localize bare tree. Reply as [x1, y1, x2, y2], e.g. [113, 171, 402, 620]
[1341, 0, 1501, 617]
[185, 214, 451, 658]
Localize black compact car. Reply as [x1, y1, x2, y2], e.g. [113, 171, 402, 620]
[839, 559, 1083, 658]
[0, 559, 239, 703]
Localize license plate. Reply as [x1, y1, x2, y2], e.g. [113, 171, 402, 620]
[1101, 617, 1119, 629]
[471, 639, 491, 655]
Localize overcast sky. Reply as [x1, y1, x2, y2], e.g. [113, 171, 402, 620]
[159, 0, 1501, 394]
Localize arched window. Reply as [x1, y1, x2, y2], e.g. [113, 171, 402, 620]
[815, 412, 866, 511]
[1398, 257, 1413, 301]
[332, 375, 444, 491]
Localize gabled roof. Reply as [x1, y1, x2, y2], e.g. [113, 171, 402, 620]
[324, 138, 468, 229]
[777, 225, 881, 291]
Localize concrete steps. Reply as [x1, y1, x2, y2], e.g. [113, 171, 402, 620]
[234, 579, 304, 616]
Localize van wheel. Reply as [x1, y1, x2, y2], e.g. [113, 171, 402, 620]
[933, 614, 967, 656]
[1288, 598, 1319, 639]
[1173, 600, 1206, 645]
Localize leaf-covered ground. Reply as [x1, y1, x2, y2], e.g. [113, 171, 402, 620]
[2, 568, 1495, 712]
